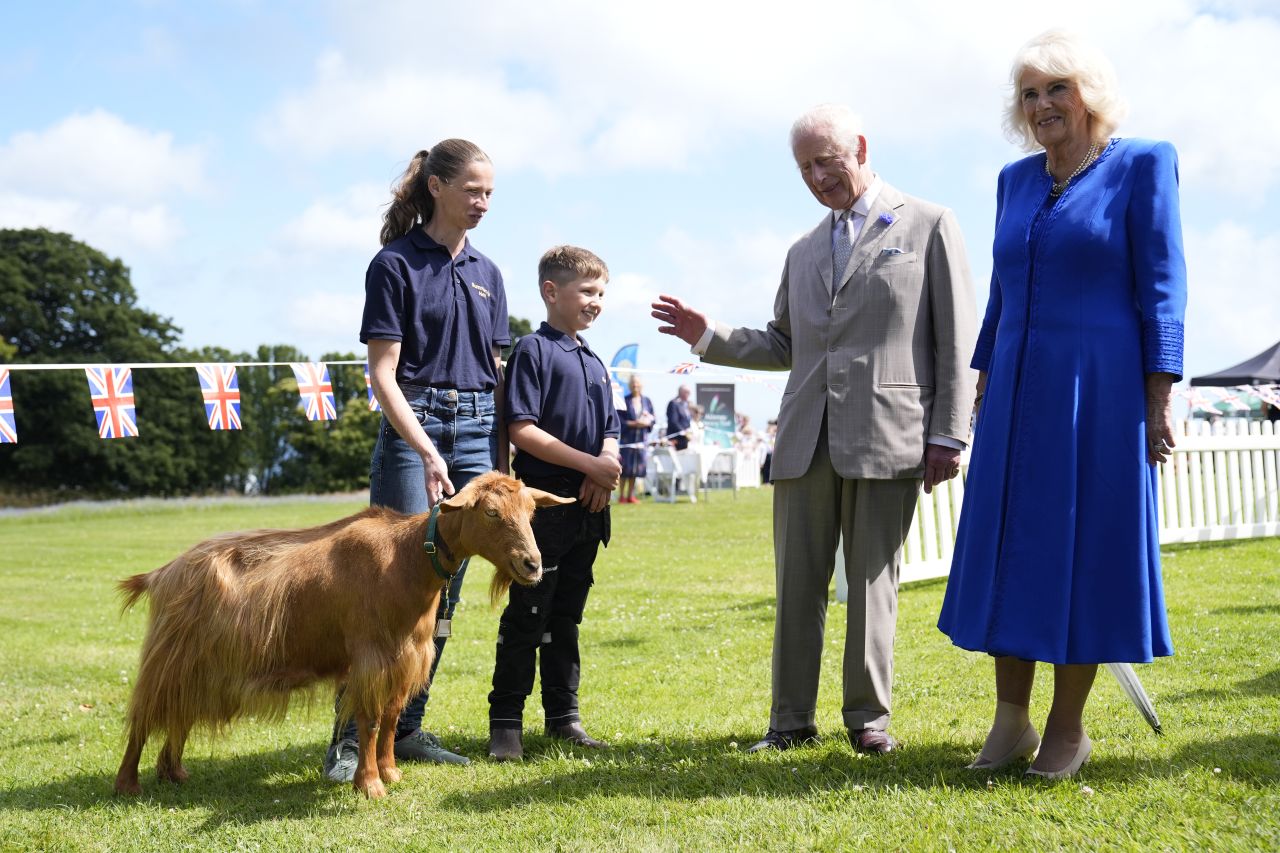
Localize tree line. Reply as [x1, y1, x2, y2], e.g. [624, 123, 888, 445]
[0, 228, 531, 503]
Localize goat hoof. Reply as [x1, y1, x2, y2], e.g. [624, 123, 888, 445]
[355, 778, 387, 799]
[157, 764, 189, 784]
[114, 778, 142, 796]
[379, 765, 402, 784]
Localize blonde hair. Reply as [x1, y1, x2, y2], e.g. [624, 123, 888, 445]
[380, 139, 490, 246]
[1003, 29, 1128, 152]
[538, 245, 609, 287]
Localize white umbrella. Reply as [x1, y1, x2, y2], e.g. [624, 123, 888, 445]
[1106, 663, 1163, 735]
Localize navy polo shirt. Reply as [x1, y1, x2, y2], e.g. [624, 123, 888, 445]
[505, 322, 621, 484]
[360, 229, 510, 391]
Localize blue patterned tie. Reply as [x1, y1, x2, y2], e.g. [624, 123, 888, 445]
[832, 210, 853, 282]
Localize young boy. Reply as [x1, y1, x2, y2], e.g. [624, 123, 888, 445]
[487, 245, 622, 760]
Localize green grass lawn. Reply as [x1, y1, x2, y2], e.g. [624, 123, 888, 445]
[0, 490, 1277, 851]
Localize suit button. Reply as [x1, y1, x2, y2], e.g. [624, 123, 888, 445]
[820, 384, 827, 393]
[828, 345, 837, 352]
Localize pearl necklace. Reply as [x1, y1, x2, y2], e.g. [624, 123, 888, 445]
[1046, 140, 1102, 197]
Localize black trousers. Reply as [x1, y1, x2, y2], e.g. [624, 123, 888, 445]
[488, 475, 608, 729]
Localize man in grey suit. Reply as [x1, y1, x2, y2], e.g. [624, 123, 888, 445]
[652, 104, 977, 754]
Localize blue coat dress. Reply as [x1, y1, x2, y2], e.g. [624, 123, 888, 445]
[938, 138, 1186, 664]
[619, 393, 654, 478]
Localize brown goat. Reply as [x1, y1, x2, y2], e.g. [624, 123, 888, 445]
[114, 471, 573, 798]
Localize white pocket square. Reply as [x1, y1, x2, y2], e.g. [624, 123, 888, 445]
[879, 247, 905, 255]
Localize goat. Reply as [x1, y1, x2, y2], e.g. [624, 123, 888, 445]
[113, 471, 573, 798]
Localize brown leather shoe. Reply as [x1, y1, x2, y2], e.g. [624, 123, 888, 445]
[546, 721, 608, 748]
[487, 727, 524, 761]
[850, 728, 896, 754]
[746, 726, 819, 753]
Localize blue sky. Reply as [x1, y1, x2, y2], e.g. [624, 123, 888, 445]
[3, 0, 1278, 426]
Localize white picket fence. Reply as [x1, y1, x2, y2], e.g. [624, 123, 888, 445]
[835, 419, 1280, 597]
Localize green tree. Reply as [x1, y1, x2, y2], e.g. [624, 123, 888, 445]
[0, 228, 236, 498]
[505, 315, 534, 359]
[274, 353, 378, 494]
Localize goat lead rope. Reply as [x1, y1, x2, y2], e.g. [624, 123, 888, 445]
[424, 504, 458, 640]
[423, 505, 457, 581]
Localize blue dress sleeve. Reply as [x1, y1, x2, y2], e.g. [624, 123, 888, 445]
[971, 168, 1007, 372]
[1128, 141, 1188, 379]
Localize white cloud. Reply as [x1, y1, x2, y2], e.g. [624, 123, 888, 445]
[277, 182, 386, 254]
[1117, 11, 1280, 200]
[655, 225, 797, 326]
[0, 109, 207, 203]
[0, 110, 207, 255]
[284, 290, 367, 345]
[260, 55, 592, 174]
[0, 191, 184, 255]
[1183, 220, 1280, 378]
[257, 0, 1280, 207]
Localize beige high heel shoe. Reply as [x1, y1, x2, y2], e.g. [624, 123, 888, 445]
[1025, 733, 1092, 780]
[966, 722, 1041, 770]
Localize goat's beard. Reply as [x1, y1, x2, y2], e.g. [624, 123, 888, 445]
[488, 567, 518, 606]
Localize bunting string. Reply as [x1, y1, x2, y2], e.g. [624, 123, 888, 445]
[3, 357, 1270, 446]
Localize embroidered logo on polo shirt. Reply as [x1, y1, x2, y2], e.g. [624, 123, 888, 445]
[470, 283, 491, 299]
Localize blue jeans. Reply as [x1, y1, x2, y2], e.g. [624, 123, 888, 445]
[332, 385, 496, 744]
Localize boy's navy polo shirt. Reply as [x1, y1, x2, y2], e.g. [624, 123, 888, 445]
[506, 322, 621, 485]
[360, 229, 510, 391]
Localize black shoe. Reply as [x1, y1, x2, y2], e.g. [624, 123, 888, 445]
[487, 728, 524, 761]
[546, 721, 608, 748]
[850, 728, 897, 755]
[746, 726, 819, 753]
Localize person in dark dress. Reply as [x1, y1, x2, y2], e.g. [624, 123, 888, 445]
[617, 375, 654, 503]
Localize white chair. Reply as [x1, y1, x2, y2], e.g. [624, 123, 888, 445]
[704, 448, 739, 498]
[650, 445, 698, 503]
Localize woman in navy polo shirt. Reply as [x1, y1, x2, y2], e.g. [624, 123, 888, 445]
[324, 139, 510, 782]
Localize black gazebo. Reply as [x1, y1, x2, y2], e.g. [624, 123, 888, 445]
[1190, 340, 1280, 386]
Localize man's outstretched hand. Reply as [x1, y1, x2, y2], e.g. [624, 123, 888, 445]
[652, 294, 710, 347]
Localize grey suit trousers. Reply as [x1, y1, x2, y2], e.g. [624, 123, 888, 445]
[770, 418, 919, 732]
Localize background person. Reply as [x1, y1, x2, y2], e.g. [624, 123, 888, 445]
[617, 375, 654, 504]
[687, 403, 705, 446]
[487, 245, 620, 760]
[665, 385, 693, 450]
[937, 29, 1187, 780]
[653, 104, 977, 755]
[325, 139, 509, 781]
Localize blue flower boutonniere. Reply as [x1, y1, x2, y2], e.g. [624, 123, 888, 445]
[879, 212, 896, 226]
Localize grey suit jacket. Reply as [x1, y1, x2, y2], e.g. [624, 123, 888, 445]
[705, 182, 978, 480]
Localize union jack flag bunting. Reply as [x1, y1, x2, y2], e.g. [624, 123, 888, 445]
[86, 366, 138, 439]
[1186, 388, 1221, 415]
[669, 362, 698, 375]
[291, 362, 337, 422]
[196, 364, 242, 430]
[1256, 385, 1280, 408]
[0, 368, 16, 444]
[364, 363, 381, 412]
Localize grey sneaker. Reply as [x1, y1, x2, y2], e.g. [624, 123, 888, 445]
[393, 729, 470, 765]
[323, 737, 359, 783]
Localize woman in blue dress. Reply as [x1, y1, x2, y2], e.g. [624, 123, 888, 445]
[617, 374, 654, 503]
[938, 30, 1186, 779]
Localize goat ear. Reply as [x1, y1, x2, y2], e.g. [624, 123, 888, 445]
[439, 491, 473, 512]
[524, 487, 576, 508]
